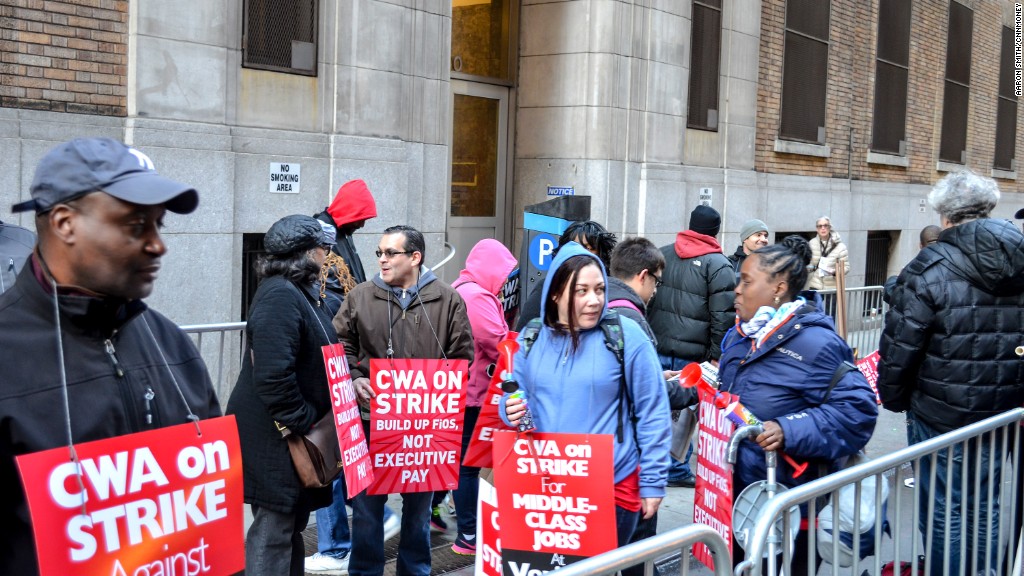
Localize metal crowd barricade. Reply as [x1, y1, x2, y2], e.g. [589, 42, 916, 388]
[816, 285, 887, 357]
[550, 524, 732, 576]
[181, 321, 246, 403]
[734, 408, 1024, 576]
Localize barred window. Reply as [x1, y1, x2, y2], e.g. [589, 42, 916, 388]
[243, 0, 318, 76]
[687, 0, 722, 131]
[870, 0, 912, 155]
[994, 26, 1017, 171]
[779, 0, 831, 144]
[939, 2, 972, 164]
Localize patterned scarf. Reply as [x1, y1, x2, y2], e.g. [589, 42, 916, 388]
[737, 297, 805, 350]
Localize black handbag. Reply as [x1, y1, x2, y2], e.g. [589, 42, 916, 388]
[277, 414, 343, 489]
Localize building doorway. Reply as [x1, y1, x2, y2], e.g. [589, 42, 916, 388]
[444, 81, 510, 282]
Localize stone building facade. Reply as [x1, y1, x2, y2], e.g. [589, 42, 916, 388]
[1, 0, 1021, 326]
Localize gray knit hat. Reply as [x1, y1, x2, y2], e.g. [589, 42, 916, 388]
[739, 219, 769, 242]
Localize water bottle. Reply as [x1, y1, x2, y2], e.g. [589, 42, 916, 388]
[501, 379, 536, 432]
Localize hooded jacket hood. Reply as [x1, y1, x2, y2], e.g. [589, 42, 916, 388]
[539, 241, 606, 321]
[326, 179, 377, 227]
[372, 266, 438, 309]
[931, 218, 1024, 295]
[456, 239, 518, 295]
[674, 230, 722, 259]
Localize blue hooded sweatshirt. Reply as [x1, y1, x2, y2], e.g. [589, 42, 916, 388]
[501, 242, 671, 499]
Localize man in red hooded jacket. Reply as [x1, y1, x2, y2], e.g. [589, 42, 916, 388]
[314, 179, 378, 316]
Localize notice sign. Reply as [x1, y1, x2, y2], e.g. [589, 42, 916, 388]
[15, 416, 244, 576]
[475, 478, 502, 576]
[493, 431, 616, 573]
[367, 358, 469, 494]
[322, 344, 374, 496]
[693, 387, 736, 570]
[269, 162, 301, 194]
[856, 350, 882, 405]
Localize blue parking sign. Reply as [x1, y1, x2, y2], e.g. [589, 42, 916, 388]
[529, 234, 558, 271]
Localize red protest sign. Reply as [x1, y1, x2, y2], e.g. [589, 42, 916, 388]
[463, 332, 517, 468]
[856, 350, 882, 405]
[475, 478, 502, 576]
[323, 343, 374, 496]
[15, 416, 244, 576]
[367, 358, 469, 494]
[694, 387, 736, 570]
[493, 431, 616, 572]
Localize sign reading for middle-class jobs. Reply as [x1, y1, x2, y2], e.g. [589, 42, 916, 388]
[367, 358, 469, 495]
[269, 162, 301, 194]
[322, 343, 374, 496]
[693, 387, 736, 570]
[16, 416, 245, 576]
[493, 431, 616, 574]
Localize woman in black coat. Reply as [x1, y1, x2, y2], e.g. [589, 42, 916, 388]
[226, 215, 338, 576]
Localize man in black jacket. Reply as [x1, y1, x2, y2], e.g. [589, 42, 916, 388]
[647, 206, 735, 486]
[879, 170, 1024, 576]
[0, 138, 221, 576]
[727, 218, 769, 276]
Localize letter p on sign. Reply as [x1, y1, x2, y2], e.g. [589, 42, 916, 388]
[529, 234, 557, 271]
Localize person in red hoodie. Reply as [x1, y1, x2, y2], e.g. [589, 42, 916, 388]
[449, 239, 518, 555]
[314, 179, 378, 314]
[646, 205, 736, 487]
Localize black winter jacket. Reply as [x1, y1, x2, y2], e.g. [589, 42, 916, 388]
[878, 218, 1024, 433]
[727, 244, 748, 276]
[226, 276, 336, 513]
[606, 278, 696, 410]
[647, 236, 736, 362]
[0, 262, 221, 576]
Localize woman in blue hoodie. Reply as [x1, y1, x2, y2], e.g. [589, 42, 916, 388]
[720, 236, 877, 573]
[503, 242, 671, 545]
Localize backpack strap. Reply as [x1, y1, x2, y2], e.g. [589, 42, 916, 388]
[599, 310, 636, 446]
[607, 298, 642, 314]
[823, 361, 858, 403]
[520, 317, 543, 359]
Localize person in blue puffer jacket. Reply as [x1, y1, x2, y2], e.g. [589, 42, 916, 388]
[719, 235, 877, 573]
[501, 242, 671, 546]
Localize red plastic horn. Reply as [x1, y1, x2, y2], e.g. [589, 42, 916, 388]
[678, 363, 704, 388]
[496, 339, 520, 374]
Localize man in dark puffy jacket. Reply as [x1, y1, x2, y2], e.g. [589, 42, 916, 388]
[879, 170, 1024, 576]
[647, 206, 735, 486]
[0, 138, 221, 576]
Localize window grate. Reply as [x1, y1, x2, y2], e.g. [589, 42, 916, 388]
[243, 0, 318, 76]
[938, 2, 972, 163]
[687, 1, 723, 131]
[870, 0, 911, 154]
[995, 26, 1018, 171]
[865, 231, 893, 287]
[779, 0, 831, 144]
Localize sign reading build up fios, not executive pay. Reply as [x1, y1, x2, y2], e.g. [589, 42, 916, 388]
[367, 358, 469, 495]
[16, 416, 245, 576]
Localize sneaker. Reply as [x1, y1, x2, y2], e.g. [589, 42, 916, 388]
[430, 506, 448, 532]
[305, 552, 349, 575]
[667, 475, 696, 488]
[452, 533, 477, 555]
[383, 513, 401, 542]
[903, 477, 915, 488]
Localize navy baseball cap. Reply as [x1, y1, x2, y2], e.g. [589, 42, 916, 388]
[13, 137, 198, 214]
[1015, 207, 1024, 219]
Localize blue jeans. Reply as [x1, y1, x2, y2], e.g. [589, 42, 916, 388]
[616, 505, 640, 547]
[908, 412, 1002, 576]
[315, 478, 397, 558]
[659, 354, 695, 481]
[349, 490, 432, 576]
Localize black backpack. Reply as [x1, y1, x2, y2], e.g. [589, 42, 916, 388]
[519, 309, 640, 446]
[0, 220, 35, 295]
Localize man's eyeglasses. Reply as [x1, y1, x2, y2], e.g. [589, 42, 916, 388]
[375, 249, 413, 259]
[650, 272, 663, 287]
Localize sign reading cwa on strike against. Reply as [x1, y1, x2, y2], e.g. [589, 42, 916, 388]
[367, 358, 469, 494]
[493, 431, 615, 574]
[16, 416, 244, 576]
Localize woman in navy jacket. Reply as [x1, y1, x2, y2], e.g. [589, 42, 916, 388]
[719, 236, 877, 572]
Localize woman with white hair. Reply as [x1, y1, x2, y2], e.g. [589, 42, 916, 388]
[806, 215, 849, 291]
[879, 170, 1024, 576]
